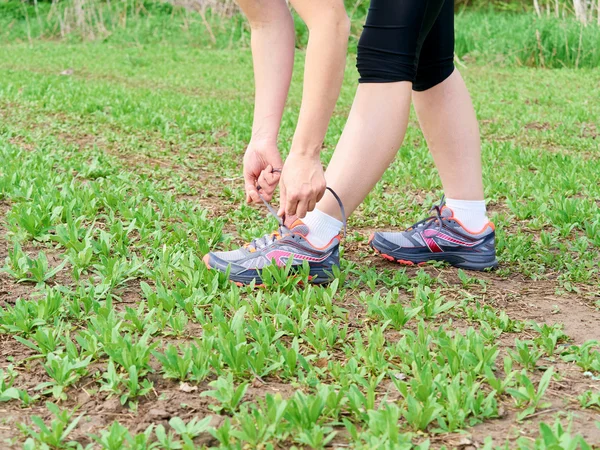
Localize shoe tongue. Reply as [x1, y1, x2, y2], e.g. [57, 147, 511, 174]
[289, 219, 309, 237]
[440, 206, 453, 218]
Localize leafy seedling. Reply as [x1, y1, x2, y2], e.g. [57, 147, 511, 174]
[19, 402, 82, 449]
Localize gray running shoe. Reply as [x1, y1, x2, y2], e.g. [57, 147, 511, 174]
[369, 197, 498, 271]
[204, 188, 346, 286]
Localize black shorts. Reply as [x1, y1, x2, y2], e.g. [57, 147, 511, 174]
[356, 0, 455, 91]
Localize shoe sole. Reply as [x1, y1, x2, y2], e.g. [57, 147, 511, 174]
[203, 254, 336, 287]
[369, 233, 498, 271]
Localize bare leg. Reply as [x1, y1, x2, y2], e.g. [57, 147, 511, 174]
[235, 0, 295, 203]
[412, 70, 484, 201]
[314, 82, 413, 221]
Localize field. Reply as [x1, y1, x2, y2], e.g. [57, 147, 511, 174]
[0, 36, 599, 449]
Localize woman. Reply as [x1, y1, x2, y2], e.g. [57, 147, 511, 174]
[204, 0, 497, 285]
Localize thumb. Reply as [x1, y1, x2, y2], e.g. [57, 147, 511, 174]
[277, 182, 286, 217]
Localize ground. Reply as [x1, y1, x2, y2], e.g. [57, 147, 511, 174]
[0, 43, 599, 449]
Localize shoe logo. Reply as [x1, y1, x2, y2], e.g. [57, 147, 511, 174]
[265, 250, 330, 267]
[421, 230, 484, 253]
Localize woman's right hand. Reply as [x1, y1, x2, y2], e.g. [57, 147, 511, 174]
[243, 141, 284, 203]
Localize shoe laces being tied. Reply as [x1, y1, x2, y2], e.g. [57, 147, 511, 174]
[406, 195, 447, 234]
[245, 186, 347, 252]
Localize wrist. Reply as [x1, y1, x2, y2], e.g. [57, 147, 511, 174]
[289, 142, 322, 158]
[249, 136, 278, 148]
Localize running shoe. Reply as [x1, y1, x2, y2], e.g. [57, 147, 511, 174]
[369, 197, 498, 271]
[203, 188, 346, 286]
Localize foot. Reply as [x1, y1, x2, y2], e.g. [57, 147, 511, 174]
[203, 220, 341, 286]
[204, 187, 346, 286]
[369, 198, 498, 271]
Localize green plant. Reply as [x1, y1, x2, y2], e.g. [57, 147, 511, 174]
[366, 290, 422, 330]
[121, 365, 154, 406]
[484, 356, 517, 395]
[15, 325, 64, 357]
[578, 390, 600, 410]
[412, 286, 456, 320]
[509, 339, 543, 370]
[513, 418, 593, 450]
[19, 402, 82, 449]
[562, 341, 600, 373]
[230, 394, 288, 447]
[200, 373, 248, 414]
[36, 353, 92, 400]
[0, 365, 22, 402]
[154, 424, 183, 450]
[284, 390, 337, 448]
[153, 344, 193, 381]
[104, 330, 157, 376]
[532, 323, 568, 357]
[169, 416, 213, 441]
[92, 421, 130, 450]
[506, 368, 553, 421]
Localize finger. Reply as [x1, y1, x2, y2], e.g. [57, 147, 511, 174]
[296, 198, 308, 219]
[284, 214, 298, 228]
[307, 198, 316, 213]
[258, 171, 275, 198]
[263, 169, 281, 189]
[316, 185, 326, 202]
[277, 184, 287, 217]
[258, 189, 273, 202]
[245, 183, 261, 203]
[244, 171, 260, 203]
[286, 195, 299, 218]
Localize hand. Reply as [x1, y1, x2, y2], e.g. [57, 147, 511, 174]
[278, 152, 326, 219]
[243, 142, 284, 203]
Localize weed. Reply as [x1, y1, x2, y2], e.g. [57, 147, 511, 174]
[578, 390, 600, 410]
[509, 339, 543, 370]
[36, 353, 92, 401]
[19, 402, 82, 449]
[506, 368, 554, 421]
[201, 373, 248, 414]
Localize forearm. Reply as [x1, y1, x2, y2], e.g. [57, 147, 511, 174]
[241, 1, 295, 145]
[291, 7, 350, 156]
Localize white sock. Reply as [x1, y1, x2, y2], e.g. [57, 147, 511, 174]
[445, 198, 489, 232]
[302, 208, 343, 247]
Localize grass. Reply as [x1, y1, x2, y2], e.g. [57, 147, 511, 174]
[2, 0, 600, 68]
[0, 35, 599, 450]
[454, 11, 600, 68]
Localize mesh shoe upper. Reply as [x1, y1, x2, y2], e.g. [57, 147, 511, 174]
[374, 204, 496, 254]
[205, 187, 347, 284]
[209, 221, 340, 271]
[378, 206, 494, 248]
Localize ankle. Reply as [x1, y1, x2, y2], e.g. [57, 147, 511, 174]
[302, 209, 343, 247]
[445, 198, 489, 232]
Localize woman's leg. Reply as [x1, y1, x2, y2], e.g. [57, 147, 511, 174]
[364, 0, 496, 270]
[314, 83, 413, 221]
[306, 0, 497, 271]
[307, 0, 446, 224]
[411, 0, 488, 230]
[412, 69, 484, 201]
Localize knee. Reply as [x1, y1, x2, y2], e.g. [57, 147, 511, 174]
[243, 1, 292, 30]
[412, 58, 455, 91]
[303, 4, 350, 39]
